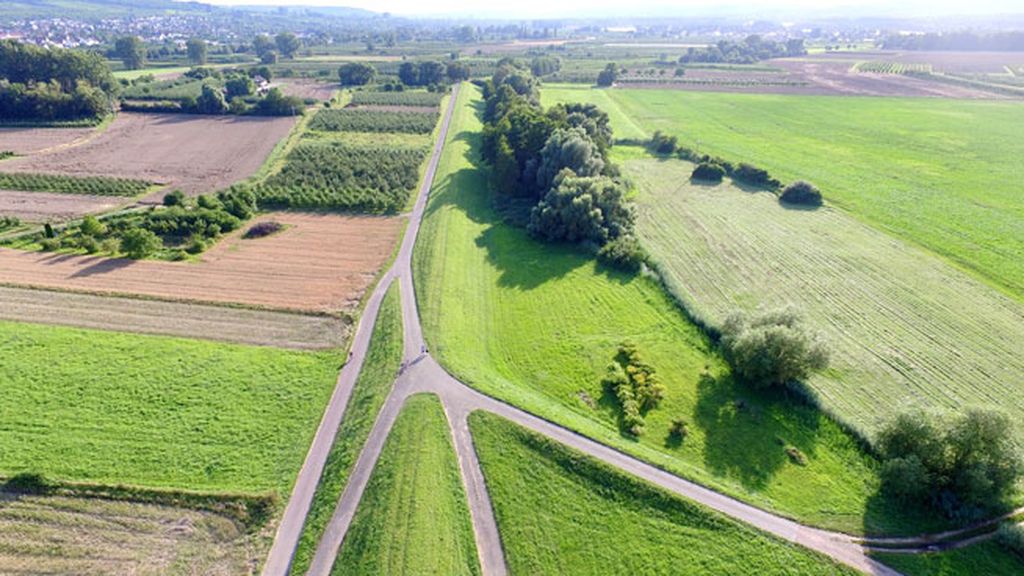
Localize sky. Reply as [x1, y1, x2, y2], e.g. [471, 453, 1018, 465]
[203, 0, 1024, 18]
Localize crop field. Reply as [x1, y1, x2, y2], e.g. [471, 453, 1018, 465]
[0, 492, 258, 575]
[0, 286, 347, 350]
[542, 86, 1024, 300]
[0, 190, 122, 222]
[0, 126, 95, 155]
[277, 78, 338, 101]
[0, 112, 298, 197]
[256, 142, 427, 213]
[873, 541, 1023, 575]
[121, 76, 210, 101]
[0, 212, 402, 314]
[289, 284, 403, 576]
[618, 154, 1024, 438]
[854, 60, 932, 74]
[412, 86, 942, 535]
[470, 412, 857, 575]
[308, 109, 440, 134]
[0, 319, 339, 493]
[333, 394, 479, 576]
[349, 90, 444, 107]
[0, 172, 152, 196]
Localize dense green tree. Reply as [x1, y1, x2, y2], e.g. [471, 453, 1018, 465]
[528, 170, 634, 244]
[720, 307, 830, 389]
[530, 56, 561, 76]
[253, 35, 275, 59]
[596, 63, 619, 87]
[225, 75, 255, 99]
[692, 162, 726, 182]
[120, 228, 161, 259]
[535, 127, 606, 194]
[779, 180, 823, 206]
[338, 62, 376, 86]
[252, 87, 303, 116]
[275, 32, 301, 59]
[114, 36, 146, 70]
[0, 40, 116, 121]
[186, 38, 207, 65]
[446, 61, 471, 82]
[260, 51, 279, 65]
[195, 84, 228, 115]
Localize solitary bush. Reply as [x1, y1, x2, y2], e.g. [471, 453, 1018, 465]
[780, 180, 823, 206]
[243, 220, 284, 239]
[720, 307, 829, 389]
[163, 190, 186, 207]
[732, 163, 781, 189]
[649, 130, 678, 154]
[602, 341, 665, 436]
[878, 407, 1023, 520]
[997, 522, 1024, 561]
[691, 162, 726, 182]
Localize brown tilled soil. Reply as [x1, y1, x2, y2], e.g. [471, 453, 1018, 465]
[0, 126, 96, 155]
[0, 212, 402, 313]
[0, 493, 260, 576]
[0, 112, 297, 198]
[623, 52, 1011, 98]
[276, 78, 338, 101]
[0, 286, 348, 349]
[0, 190, 125, 223]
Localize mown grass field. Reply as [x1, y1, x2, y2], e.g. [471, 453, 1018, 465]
[333, 394, 479, 576]
[289, 284, 403, 576]
[413, 84, 942, 535]
[874, 541, 1023, 576]
[616, 153, 1024, 438]
[470, 412, 858, 575]
[0, 320, 339, 494]
[541, 85, 1024, 301]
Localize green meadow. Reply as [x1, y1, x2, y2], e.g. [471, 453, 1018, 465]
[333, 394, 479, 576]
[873, 541, 1023, 576]
[470, 411, 858, 575]
[0, 320, 340, 494]
[541, 85, 1024, 301]
[413, 84, 943, 535]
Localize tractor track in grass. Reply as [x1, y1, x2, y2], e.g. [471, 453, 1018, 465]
[264, 83, 1013, 576]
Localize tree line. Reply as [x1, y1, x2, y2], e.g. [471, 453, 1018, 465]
[0, 40, 118, 123]
[679, 36, 805, 65]
[882, 31, 1024, 52]
[479, 60, 643, 269]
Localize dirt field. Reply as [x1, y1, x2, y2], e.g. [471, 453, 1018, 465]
[0, 286, 347, 349]
[0, 212, 401, 313]
[621, 51, 1009, 98]
[277, 78, 338, 101]
[0, 493, 259, 576]
[0, 113, 297, 198]
[0, 190, 124, 223]
[0, 126, 96, 155]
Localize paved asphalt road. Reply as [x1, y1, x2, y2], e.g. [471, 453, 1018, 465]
[266, 83, 1014, 576]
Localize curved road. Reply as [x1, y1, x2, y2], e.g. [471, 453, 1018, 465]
[266, 83, 1011, 576]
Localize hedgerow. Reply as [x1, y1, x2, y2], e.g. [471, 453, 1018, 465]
[350, 91, 443, 107]
[254, 142, 427, 213]
[308, 109, 439, 134]
[0, 172, 152, 196]
[602, 341, 665, 436]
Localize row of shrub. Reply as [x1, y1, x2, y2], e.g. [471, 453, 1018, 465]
[689, 160, 823, 206]
[308, 108, 439, 134]
[602, 341, 665, 436]
[650, 131, 783, 190]
[0, 172, 152, 197]
[349, 90, 444, 107]
[254, 143, 427, 213]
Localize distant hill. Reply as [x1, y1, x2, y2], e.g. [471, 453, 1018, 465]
[232, 5, 378, 19]
[0, 0, 377, 21]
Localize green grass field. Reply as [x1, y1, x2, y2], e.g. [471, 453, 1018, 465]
[0, 320, 339, 495]
[541, 85, 1024, 301]
[874, 541, 1023, 576]
[615, 152, 1024, 438]
[333, 394, 479, 576]
[470, 411, 858, 575]
[413, 84, 943, 535]
[289, 284, 403, 575]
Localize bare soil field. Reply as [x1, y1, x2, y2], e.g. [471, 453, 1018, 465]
[0, 493, 259, 576]
[622, 52, 1008, 98]
[277, 78, 338, 101]
[0, 212, 402, 313]
[0, 190, 124, 223]
[0, 113, 297, 198]
[0, 126, 96, 155]
[0, 286, 347, 349]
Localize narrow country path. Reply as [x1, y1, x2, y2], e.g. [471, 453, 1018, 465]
[267, 82, 1014, 576]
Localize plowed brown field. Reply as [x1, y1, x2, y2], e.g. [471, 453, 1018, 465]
[0, 113, 296, 198]
[0, 189, 124, 222]
[0, 212, 402, 313]
[0, 126, 95, 155]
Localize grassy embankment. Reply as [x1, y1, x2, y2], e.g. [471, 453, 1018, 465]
[333, 394, 479, 576]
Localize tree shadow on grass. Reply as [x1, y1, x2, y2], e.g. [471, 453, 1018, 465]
[694, 372, 822, 492]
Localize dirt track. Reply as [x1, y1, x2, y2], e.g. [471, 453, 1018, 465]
[0, 112, 297, 197]
[0, 189, 124, 222]
[0, 126, 95, 155]
[0, 212, 402, 313]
